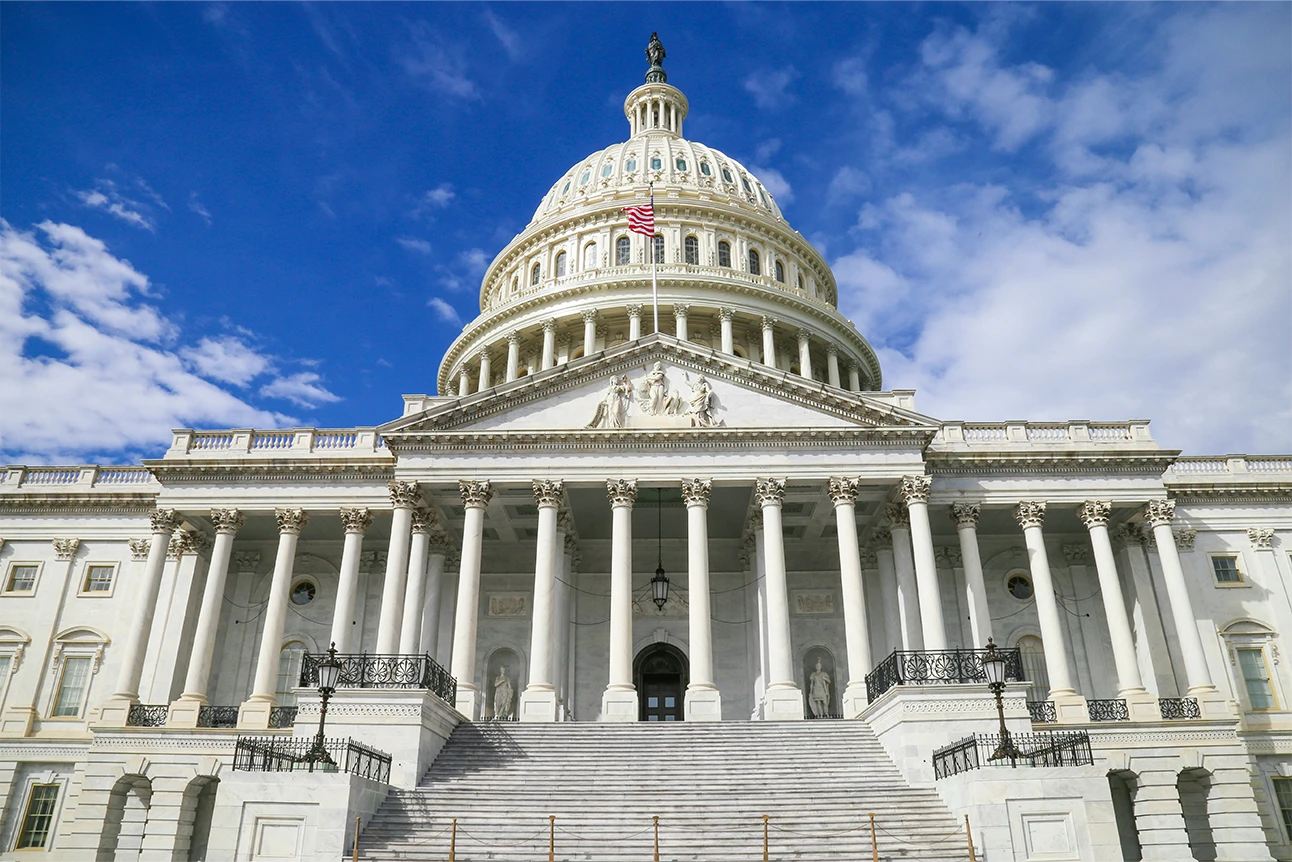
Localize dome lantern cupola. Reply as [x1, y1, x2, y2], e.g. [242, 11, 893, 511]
[624, 33, 688, 139]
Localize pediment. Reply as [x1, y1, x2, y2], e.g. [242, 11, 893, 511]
[382, 335, 938, 441]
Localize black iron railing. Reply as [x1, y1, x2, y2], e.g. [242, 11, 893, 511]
[933, 731, 1093, 779]
[232, 736, 391, 783]
[1159, 697, 1201, 720]
[805, 709, 845, 720]
[269, 706, 298, 729]
[864, 647, 1026, 703]
[1027, 700, 1057, 723]
[299, 652, 457, 705]
[126, 704, 169, 727]
[197, 705, 239, 728]
[1087, 698, 1130, 722]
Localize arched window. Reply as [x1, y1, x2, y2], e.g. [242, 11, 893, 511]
[555, 251, 567, 278]
[774, 260, 785, 283]
[616, 236, 631, 266]
[797, 274, 804, 292]
[531, 262, 541, 285]
[511, 276, 518, 295]
[651, 235, 664, 264]
[748, 249, 761, 275]
[584, 242, 598, 270]
[275, 641, 307, 706]
[561, 180, 571, 195]
[718, 240, 731, 268]
[652, 108, 660, 128]
[684, 235, 699, 265]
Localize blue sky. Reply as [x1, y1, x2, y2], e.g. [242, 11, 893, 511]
[2, 2, 1289, 464]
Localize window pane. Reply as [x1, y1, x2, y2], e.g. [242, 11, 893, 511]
[584, 243, 597, 269]
[555, 252, 567, 277]
[1212, 556, 1241, 583]
[1273, 778, 1292, 841]
[684, 236, 699, 265]
[650, 157, 662, 170]
[17, 784, 60, 849]
[52, 657, 90, 717]
[700, 161, 711, 176]
[8, 565, 37, 591]
[625, 159, 636, 172]
[722, 167, 733, 182]
[774, 261, 785, 283]
[616, 237, 631, 265]
[531, 263, 541, 285]
[651, 235, 664, 264]
[664, 697, 675, 707]
[1239, 648, 1277, 709]
[718, 241, 731, 268]
[748, 250, 760, 275]
[84, 565, 114, 592]
[676, 158, 686, 171]
[601, 164, 612, 177]
[579, 171, 590, 185]
[648, 697, 658, 707]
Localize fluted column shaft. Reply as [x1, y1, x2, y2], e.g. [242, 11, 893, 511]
[826, 348, 841, 388]
[398, 512, 433, 654]
[951, 504, 993, 646]
[1079, 502, 1145, 694]
[330, 508, 372, 654]
[115, 510, 180, 700]
[627, 306, 642, 341]
[901, 476, 947, 650]
[757, 480, 794, 687]
[1016, 502, 1076, 696]
[582, 313, 597, 356]
[674, 305, 689, 341]
[451, 481, 492, 718]
[477, 353, 491, 391]
[1147, 500, 1215, 692]
[830, 479, 872, 713]
[458, 366, 471, 397]
[251, 509, 308, 700]
[848, 365, 861, 392]
[376, 482, 419, 654]
[180, 509, 243, 701]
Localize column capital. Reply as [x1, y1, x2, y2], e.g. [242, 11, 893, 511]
[606, 478, 638, 508]
[626, 303, 643, 317]
[234, 550, 261, 572]
[275, 508, 309, 535]
[1144, 498, 1175, 528]
[870, 525, 893, 548]
[556, 334, 572, 349]
[950, 502, 981, 528]
[411, 508, 437, 534]
[541, 317, 558, 333]
[848, 361, 862, 373]
[1174, 528, 1197, 550]
[506, 330, 522, 344]
[673, 303, 690, 318]
[1015, 501, 1047, 529]
[427, 532, 454, 555]
[754, 477, 786, 508]
[532, 479, 566, 509]
[795, 328, 810, 344]
[129, 538, 151, 561]
[1077, 500, 1111, 529]
[884, 502, 910, 530]
[760, 315, 777, 332]
[459, 479, 493, 509]
[211, 508, 245, 535]
[388, 480, 422, 509]
[563, 530, 578, 552]
[825, 342, 839, 356]
[1110, 522, 1148, 549]
[340, 507, 373, 534]
[150, 508, 181, 534]
[718, 307, 735, 322]
[934, 545, 962, 567]
[580, 308, 599, 323]
[473, 349, 491, 365]
[899, 475, 931, 505]
[827, 477, 859, 506]
[859, 546, 878, 566]
[681, 478, 712, 507]
[557, 511, 575, 534]
[52, 538, 80, 561]
[168, 530, 208, 560]
[1248, 527, 1274, 550]
[1062, 544, 1089, 565]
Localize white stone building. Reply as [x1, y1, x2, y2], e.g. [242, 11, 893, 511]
[1, 37, 1289, 862]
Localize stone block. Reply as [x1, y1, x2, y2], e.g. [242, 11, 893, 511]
[763, 685, 804, 721]
[684, 686, 721, 722]
[601, 688, 638, 722]
[519, 687, 558, 722]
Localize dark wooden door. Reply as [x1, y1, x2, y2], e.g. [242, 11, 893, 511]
[641, 673, 683, 721]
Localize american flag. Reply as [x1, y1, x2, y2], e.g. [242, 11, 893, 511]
[622, 202, 655, 236]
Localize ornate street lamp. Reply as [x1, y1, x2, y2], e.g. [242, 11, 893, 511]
[651, 488, 669, 609]
[303, 642, 343, 771]
[981, 638, 1021, 762]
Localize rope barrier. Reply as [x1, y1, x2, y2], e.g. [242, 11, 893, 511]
[455, 824, 549, 847]
[875, 820, 967, 847]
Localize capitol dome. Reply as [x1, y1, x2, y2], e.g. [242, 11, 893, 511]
[437, 38, 882, 397]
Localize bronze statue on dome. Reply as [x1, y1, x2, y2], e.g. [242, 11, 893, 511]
[645, 33, 667, 83]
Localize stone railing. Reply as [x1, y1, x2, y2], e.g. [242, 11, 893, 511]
[1167, 456, 1292, 477]
[165, 428, 389, 460]
[1, 465, 158, 489]
[936, 421, 1154, 449]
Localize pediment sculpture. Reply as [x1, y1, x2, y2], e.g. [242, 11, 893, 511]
[587, 362, 725, 429]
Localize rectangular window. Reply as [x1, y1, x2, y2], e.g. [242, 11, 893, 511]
[16, 783, 60, 849]
[1238, 647, 1278, 710]
[1273, 777, 1292, 842]
[82, 565, 114, 593]
[6, 564, 37, 592]
[51, 656, 91, 717]
[1212, 555, 1242, 583]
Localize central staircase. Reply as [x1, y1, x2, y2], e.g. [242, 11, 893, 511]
[356, 721, 968, 861]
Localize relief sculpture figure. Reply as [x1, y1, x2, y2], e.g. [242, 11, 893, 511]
[638, 362, 684, 416]
[686, 374, 724, 427]
[587, 375, 634, 428]
[808, 658, 831, 718]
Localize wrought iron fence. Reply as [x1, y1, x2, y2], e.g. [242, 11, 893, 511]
[269, 706, 298, 729]
[1027, 700, 1057, 723]
[864, 647, 1025, 703]
[1159, 697, 1201, 720]
[126, 704, 169, 727]
[933, 731, 1093, 779]
[299, 652, 457, 704]
[197, 705, 239, 728]
[232, 736, 391, 783]
[805, 709, 845, 720]
[1087, 698, 1130, 722]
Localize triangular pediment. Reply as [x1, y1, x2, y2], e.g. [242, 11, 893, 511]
[382, 335, 938, 442]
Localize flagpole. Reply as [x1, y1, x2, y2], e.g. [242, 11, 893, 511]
[650, 183, 659, 334]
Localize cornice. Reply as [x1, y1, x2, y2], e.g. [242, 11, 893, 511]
[142, 460, 396, 484]
[0, 493, 158, 516]
[925, 451, 1180, 477]
[1167, 484, 1292, 504]
[391, 427, 932, 454]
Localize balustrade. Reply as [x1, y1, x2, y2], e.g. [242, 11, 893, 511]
[864, 647, 1025, 703]
[1086, 698, 1130, 722]
[299, 652, 457, 705]
[933, 731, 1093, 779]
[233, 736, 391, 782]
[1158, 697, 1201, 720]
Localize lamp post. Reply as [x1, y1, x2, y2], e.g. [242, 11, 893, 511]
[303, 642, 343, 771]
[651, 488, 669, 609]
[981, 637, 1021, 763]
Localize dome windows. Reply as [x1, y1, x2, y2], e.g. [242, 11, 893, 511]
[601, 164, 613, 178]
[684, 235, 699, 265]
[579, 170, 591, 186]
[531, 262, 542, 285]
[561, 180, 571, 195]
[718, 240, 731, 268]
[699, 161, 712, 176]
[758, 188, 769, 207]
[625, 158, 637, 173]
[797, 273, 804, 292]
[774, 260, 785, 283]
[748, 248, 761, 275]
[676, 158, 687, 171]
[616, 236, 631, 266]
[651, 235, 664, 264]
[650, 157, 662, 171]
[742, 177, 754, 195]
[584, 242, 598, 270]
[555, 251, 568, 278]
[721, 166, 734, 183]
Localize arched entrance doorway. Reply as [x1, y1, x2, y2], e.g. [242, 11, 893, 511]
[633, 643, 688, 722]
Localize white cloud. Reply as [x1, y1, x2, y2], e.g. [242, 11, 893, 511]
[833, 57, 869, 96]
[75, 179, 160, 231]
[749, 166, 794, 205]
[484, 9, 522, 61]
[180, 336, 270, 386]
[744, 66, 799, 109]
[400, 24, 479, 99]
[418, 183, 456, 211]
[259, 372, 342, 408]
[827, 166, 871, 204]
[396, 236, 433, 255]
[457, 247, 489, 275]
[427, 297, 462, 327]
[188, 192, 212, 224]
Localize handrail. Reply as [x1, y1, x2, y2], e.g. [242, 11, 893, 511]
[864, 647, 1026, 703]
[299, 652, 457, 706]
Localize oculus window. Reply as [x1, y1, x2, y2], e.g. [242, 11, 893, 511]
[1007, 573, 1034, 601]
[290, 580, 316, 606]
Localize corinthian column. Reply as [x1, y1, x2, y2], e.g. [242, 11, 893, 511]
[176, 508, 243, 711]
[602, 479, 639, 721]
[886, 504, 923, 651]
[376, 481, 420, 654]
[419, 533, 452, 658]
[682, 479, 721, 720]
[450, 480, 492, 719]
[540, 318, 557, 370]
[950, 503, 992, 647]
[757, 478, 804, 720]
[760, 317, 777, 369]
[331, 507, 372, 653]
[505, 331, 521, 382]
[522, 480, 564, 722]
[398, 509, 435, 654]
[241, 508, 308, 728]
[829, 478, 872, 718]
[1145, 499, 1216, 695]
[796, 329, 812, 379]
[718, 308, 734, 354]
[627, 304, 643, 341]
[901, 476, 946, 650]
[673, 303, 690, 341]
[111, 509, 180, 704]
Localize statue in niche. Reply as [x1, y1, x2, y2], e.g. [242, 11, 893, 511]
[637, 362, 684, 416]
[685, 374, 724, 428]
[808, 658, 832, 718]
[493, 666, 514, 720]
[587, 375, 634, 429]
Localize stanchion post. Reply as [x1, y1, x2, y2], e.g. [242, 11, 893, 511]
[352, 815, 360, 862]
[762, 814, 769, 862]
[449, 818, 457, 862]
[965, 813, 977, 862]
[653, 814, 660, 862]
[869, 812, 878, 862]
[549, 814, 555, 862]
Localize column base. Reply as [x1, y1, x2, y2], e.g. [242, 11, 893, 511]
[519, 687, 558, 722]
[237, 697, 274, 730]
[1120, 688, 1161, 721]
[843, 682, 868, 720]
[601, 687, 638, 722]
[1050, 690, 1089, 725]
[95, 697, 134, 729]
[167, 697, 205, 728]
[684, 686, 722, 721]
[455, 686, 481, 721]
[763, 684, 805, 721]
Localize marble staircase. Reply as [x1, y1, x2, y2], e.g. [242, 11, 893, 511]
[356, 720, 970, 861]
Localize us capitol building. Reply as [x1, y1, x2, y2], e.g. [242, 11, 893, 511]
[1, 36, 1289, 862]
